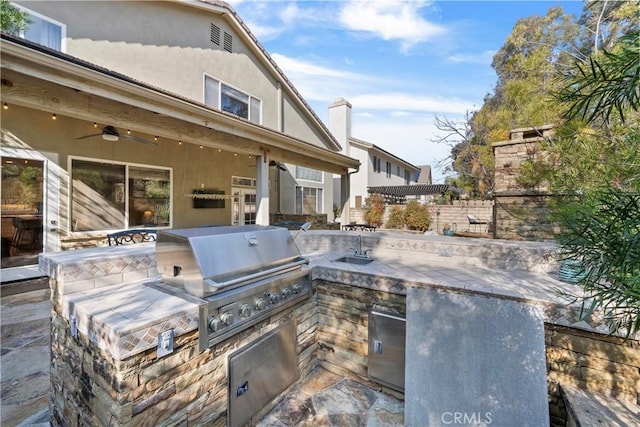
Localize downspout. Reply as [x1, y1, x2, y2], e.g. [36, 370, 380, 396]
[341, 165, 360, 225]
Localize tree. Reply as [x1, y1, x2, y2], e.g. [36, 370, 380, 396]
[0, 0, 31, 34]
[556, 31, 640, 124]
[436, 6, 579, 198]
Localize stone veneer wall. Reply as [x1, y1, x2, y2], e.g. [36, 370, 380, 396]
[49, 282, 318, 427]
[545, 324, 640, 427]
[494, 194, 556, 240]
[315, 280, 406, 398]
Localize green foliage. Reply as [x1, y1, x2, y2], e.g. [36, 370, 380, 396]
[0, 0, 31, 34]
[385, 205, 405, 229]
[364, 193, 385, 227]
[551, 188, 640, 337]
[515, 158, 553, 190]
[403, 200, 431, 232]
[550, 23, 640, 337]
[556, 31, 640, 124]
[145, 180, 170, 198]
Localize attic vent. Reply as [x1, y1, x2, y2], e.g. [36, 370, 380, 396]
[210, 23, 220, 45]
[223, 32, 232, 52]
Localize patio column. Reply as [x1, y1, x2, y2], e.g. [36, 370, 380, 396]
[255, 155, 270, 225]
[340, 171, 350, 226]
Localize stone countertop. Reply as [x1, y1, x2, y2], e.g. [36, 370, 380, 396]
[307, 249, 609, 335]
[40, 233, 609, 361]
[62, 279, 200, 360]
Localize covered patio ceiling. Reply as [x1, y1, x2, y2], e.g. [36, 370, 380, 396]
[0, 34, 359, 175]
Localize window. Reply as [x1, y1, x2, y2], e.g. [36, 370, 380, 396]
[204, 75, 261, 123]
[295, 166, 322, 182]
[397, 166, 401, 176]
[404, 170, 411, 185]
[15, 5, 64, 51]
[295, 186, 323, 214]
[373, 156, 381, 173]
[386, 161, 391, 178]
[71, 159, 171, 231]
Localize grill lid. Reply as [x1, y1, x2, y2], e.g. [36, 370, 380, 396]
[156, 225, 307, 297]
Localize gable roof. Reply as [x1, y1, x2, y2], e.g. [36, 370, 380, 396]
[186, 0, 342, 152]
[0, 33, 359, 174]
[349, 137, 419, 171]
[416, 165, 432, 184]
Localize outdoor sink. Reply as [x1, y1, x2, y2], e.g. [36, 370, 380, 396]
[333, 256, 374, 265]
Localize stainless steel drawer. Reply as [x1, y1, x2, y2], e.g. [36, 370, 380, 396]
[228, 320, 298, 427]
[368, 310, 405, 392]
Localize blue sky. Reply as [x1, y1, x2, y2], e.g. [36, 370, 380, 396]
[229, 0, 584, 183]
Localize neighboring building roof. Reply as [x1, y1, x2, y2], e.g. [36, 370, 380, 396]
[349, 137, 419, 172]
[416, 165, 432, 184]
[367, 184, 459, 196]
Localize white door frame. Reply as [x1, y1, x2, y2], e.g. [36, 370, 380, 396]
[1, 147, 60, 277]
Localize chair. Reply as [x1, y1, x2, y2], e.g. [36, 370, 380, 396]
[107, 229, 157, 246]
[466, 214, 487, 233]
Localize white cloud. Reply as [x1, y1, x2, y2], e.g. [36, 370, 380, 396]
[446, 50, 496, 65]
[350, 93, 474, 115]
[271, 53, 354, 79]
[390, 111, 415, 118]
[339, 0, 447, 53]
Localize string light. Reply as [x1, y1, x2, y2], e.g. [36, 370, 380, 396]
[218, 149, 221, 153]
[93, 122, 97, 127]
[52, 113, 57, 120]
[178, 140, 182, 145]
[127, 129, 131, 134]
[199, 145, 204, 149]
[234, 153, 237, 157]
[3, 103, 8, 110]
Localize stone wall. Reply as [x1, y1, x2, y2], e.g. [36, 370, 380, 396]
[350, 200, 494, 235]
[494, 194, 556, 240]
[315, 280, 406, 398]
[545, 324, 640, 426]
[492, 125, 556, 241]
[493, 125, 553, 194]
[49, 282, 318, 427]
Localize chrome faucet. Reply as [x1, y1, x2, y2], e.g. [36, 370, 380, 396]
[350, 235, 370, 258]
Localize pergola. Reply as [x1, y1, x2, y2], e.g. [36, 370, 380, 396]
[367, 184, 460, 204]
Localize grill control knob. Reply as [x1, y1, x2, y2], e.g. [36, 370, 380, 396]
[220, 312, 234, 326]
[208, 317, 222, 332]
[239, 304, 252, 318]
[269, 292, 280, 304]
[292, 284, 302, 294]
[255, 298, 267, 311]
[281, 288, 292, 299]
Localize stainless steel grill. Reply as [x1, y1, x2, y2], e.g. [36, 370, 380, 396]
[156, 225, 311, 351]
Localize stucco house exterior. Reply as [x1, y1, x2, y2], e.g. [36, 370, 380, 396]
[1, 0, 359, 278]
[328, 98, 419, 213]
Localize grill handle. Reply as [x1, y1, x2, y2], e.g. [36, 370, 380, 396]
[204, 258, 309, 290]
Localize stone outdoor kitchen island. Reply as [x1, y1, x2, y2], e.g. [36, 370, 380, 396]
[40, 231, 639, 426]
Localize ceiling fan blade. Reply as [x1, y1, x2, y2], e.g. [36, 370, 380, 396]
[121, 134, 158, 147]
[76, 133, 103, 140]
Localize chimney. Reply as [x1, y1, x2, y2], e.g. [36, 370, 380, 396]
[328, 97, 352, 155]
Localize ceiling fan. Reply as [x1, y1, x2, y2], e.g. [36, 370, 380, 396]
[76, 125, 158, 147]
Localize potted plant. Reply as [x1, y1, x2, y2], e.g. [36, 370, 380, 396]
[443, 223, 455, 236]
